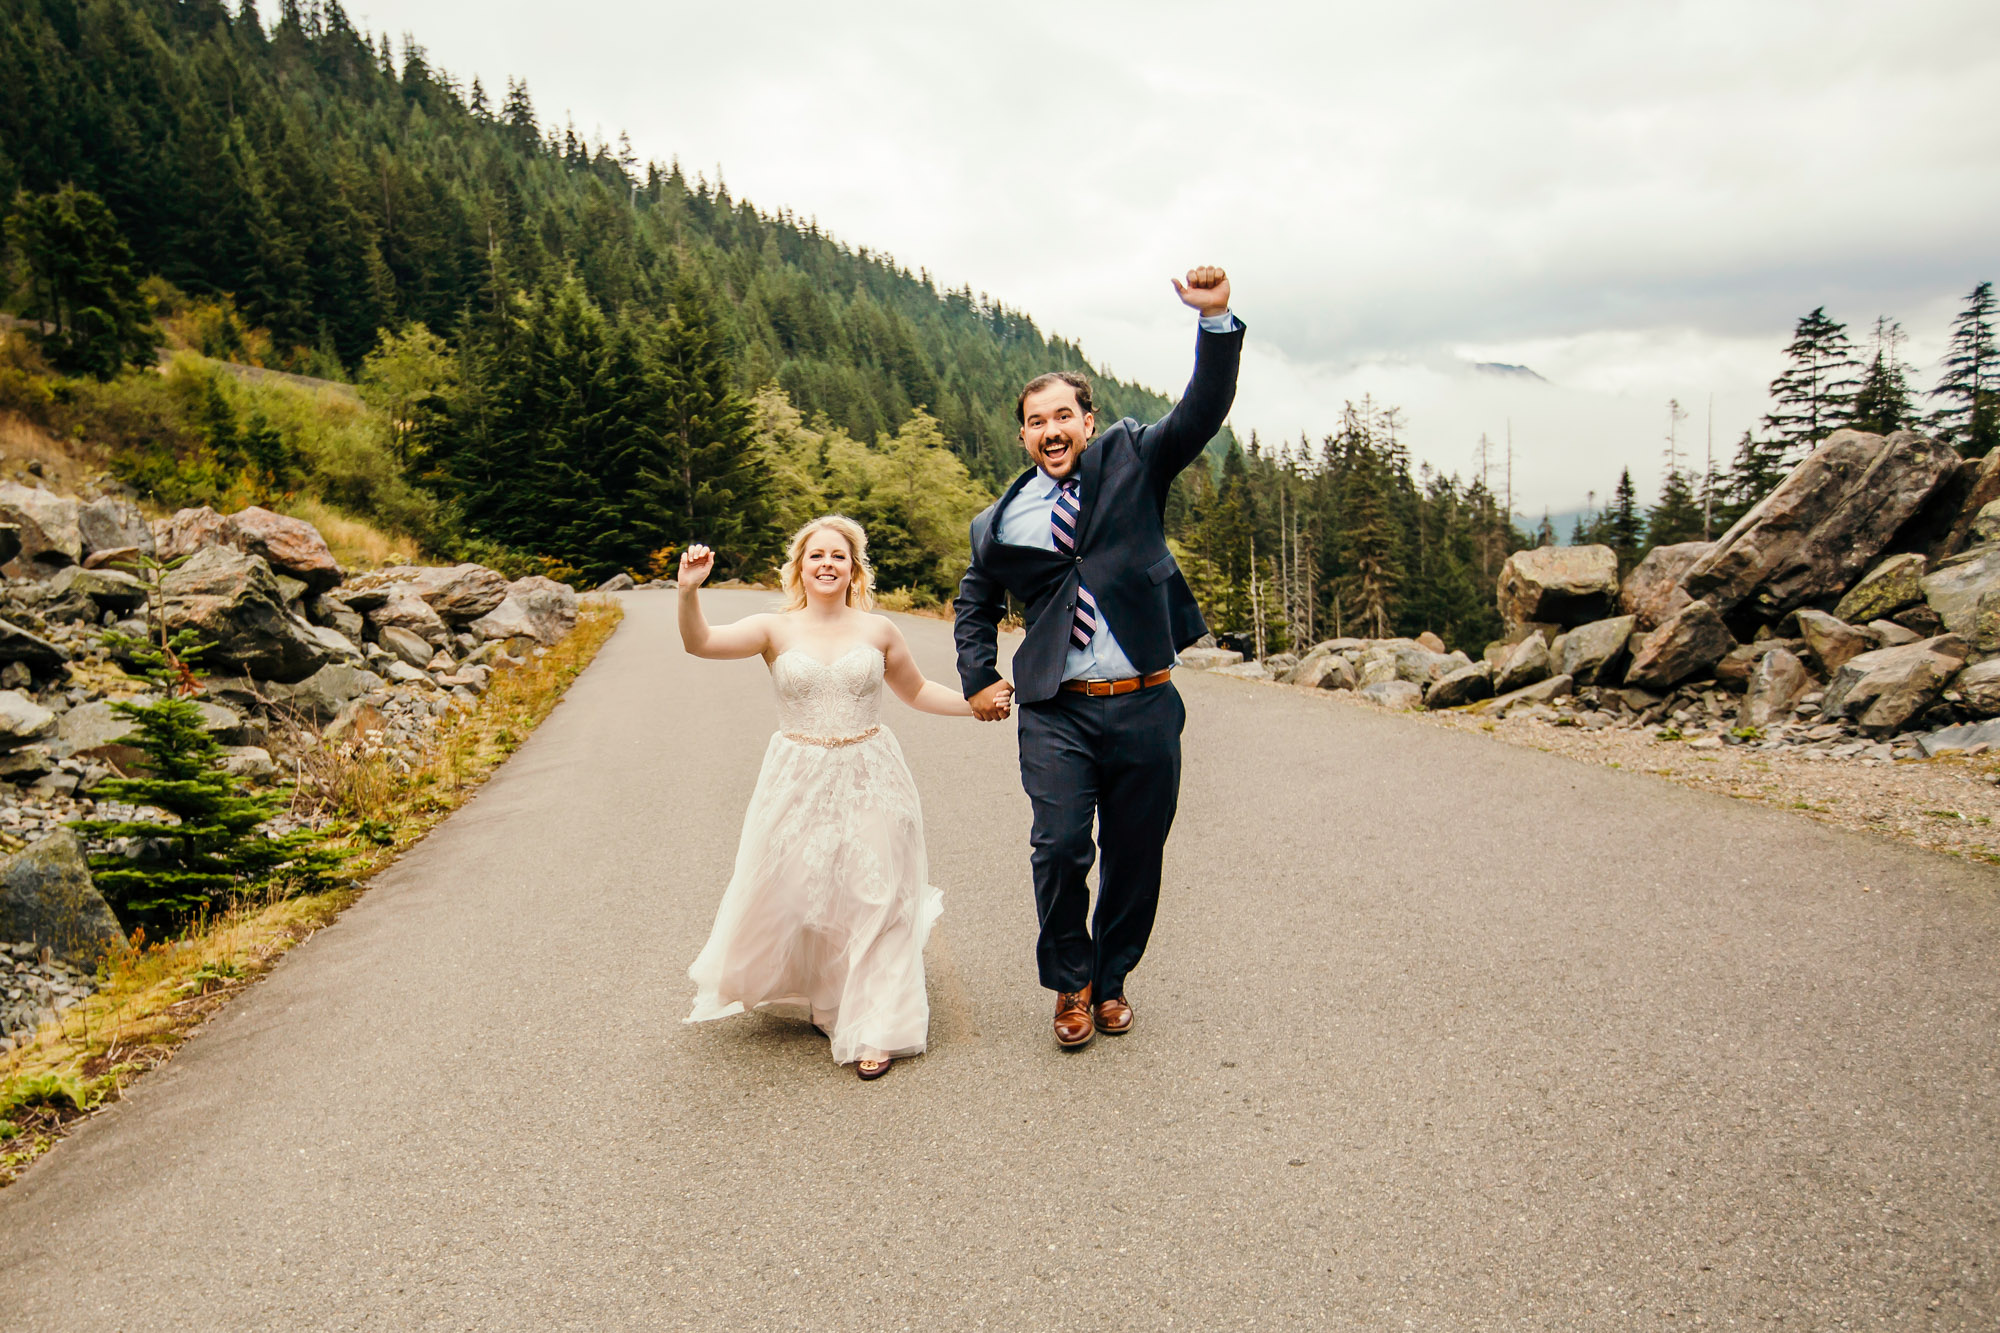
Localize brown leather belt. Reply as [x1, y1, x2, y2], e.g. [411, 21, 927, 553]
[1061, 668, 1173, 697]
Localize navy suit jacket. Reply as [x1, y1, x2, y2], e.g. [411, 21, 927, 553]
[954, 322, 1245, 705]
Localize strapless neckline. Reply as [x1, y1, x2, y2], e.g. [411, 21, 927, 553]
[775, 644, 883, 670]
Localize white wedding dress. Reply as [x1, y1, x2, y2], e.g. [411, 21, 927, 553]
[686, 645, 942, 1065]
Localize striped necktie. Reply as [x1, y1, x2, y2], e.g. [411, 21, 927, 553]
[1051, 478, 1097, 652]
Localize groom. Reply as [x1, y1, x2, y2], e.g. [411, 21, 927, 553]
[955, 267, 1243, 1048]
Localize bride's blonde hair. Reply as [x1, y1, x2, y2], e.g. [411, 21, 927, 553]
[779, 515, 875, 611]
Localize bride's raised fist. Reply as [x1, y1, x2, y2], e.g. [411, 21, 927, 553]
[678, 544, 715, 588]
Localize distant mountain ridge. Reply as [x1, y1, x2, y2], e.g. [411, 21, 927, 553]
[1469, 361, 1550, 384]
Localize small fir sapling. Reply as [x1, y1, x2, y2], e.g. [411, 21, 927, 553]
[69, 554, 340, 928]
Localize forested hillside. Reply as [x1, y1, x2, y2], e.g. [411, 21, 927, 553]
[0, 0, 1191, 477]
[1, 0, 1231, 600]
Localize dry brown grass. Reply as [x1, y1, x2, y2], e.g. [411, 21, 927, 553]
[0, 411, 114, 496]
[0, 597, 624, 1185]
[273, 496, 418, 571]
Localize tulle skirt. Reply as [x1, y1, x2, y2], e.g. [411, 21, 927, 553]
[686, 727, 942, 1065]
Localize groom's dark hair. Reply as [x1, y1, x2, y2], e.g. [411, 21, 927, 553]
[1016, 371, 1093, 424]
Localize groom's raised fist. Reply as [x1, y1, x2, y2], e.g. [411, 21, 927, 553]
[1172, 266, 1230, 318]
[678, 544, 715, 588]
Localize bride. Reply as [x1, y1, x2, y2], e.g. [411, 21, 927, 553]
[677, 516, 1003, 1079]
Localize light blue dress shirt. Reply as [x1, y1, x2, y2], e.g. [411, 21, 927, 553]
[998, 310, 1240, 682]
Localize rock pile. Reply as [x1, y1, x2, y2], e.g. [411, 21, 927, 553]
[1, 940, 98, 1053]
[0, 485, 590, 982]
[1182, 429, 2000, 761]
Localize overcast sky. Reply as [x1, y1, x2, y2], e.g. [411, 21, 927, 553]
[345, 0, 2000, 520]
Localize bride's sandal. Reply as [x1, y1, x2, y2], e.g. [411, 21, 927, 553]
[856, 1057, 892, 1080]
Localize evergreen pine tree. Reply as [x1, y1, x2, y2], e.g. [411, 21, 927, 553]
[649, 280, 778, 576]
[1606, 468, 1644, 572]
[1930, 281, 1997, 457]
[1721, 429, 1787, 526]
[1647, 468, 1704, 547]
[1762, 307, 1860, 460]
[4, 184, 158, 378]
[1849, 316, 1916, 436]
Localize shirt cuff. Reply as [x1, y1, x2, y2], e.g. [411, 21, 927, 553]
[1197, 310, 1239, 333]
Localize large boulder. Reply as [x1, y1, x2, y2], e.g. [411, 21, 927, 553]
[224, 507, 343, 592]
[1485, 673, 1575, 717]
[263, 663, 386, 721]
[0, 830, 124, 967]
[45, 564, 147, 616]
[1738, 648, 1812, 729]
[1623, 600, 1737, 690]
[377, 625, 434, 669]
[1177, 647, 1243, 670]
[161, 546, 334, 684]
[1556, 615, 1635, 686]
[1425, 662, 1494, 709]
[1948, 659, 2000, 717]
[301, 622, 365, 666]
[0, 481, 82, 572]
[403, 564, 510, 622]
[1911, 449, 2000, 562]
[1972, 500, 2000, 546]
[1288, 654, 1357, 691]
[366, 588, 450, 648]
[1916, 718, 2000, 757]
[1794, 609, 1876, 674]
[1493, 633, 1552, 693]
[152, 505, 231, 562]
[1619, 541, 1712, 630]
[77, 495, 155, 562]
[57, 698, 237, 751]
[1358, 679, 1424, 710]
[1716, 638, 1803, 689]
[1919, 543, 2000, 652]
[1496, 545, 1619, 630]
[1820, 634, 1970, 736]
[0, 619, 68, 673]
[0, 689, 56, 747]
[1834, 552, 1928, 625]
[1684, 429, 1958, 630]
[468, 575, 578, 646]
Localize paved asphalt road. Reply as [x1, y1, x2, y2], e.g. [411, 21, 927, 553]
[3, 590, 1997, 1329]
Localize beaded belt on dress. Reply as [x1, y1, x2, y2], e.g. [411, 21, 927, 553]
[782, 725, 880, 748]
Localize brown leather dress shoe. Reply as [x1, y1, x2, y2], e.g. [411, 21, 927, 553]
[1054, 984, 1094, 1048]
[1094, 994, 1133, 1034]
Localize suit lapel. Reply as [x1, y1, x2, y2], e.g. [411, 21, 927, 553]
[1070, 437, 1106, 551]
[982, 466, 1042, 562]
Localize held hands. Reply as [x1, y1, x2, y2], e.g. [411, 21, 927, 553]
[969, 679, 1014, 722]
[678, 544, 715, 589]
[1172, 266, 1231, 319]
